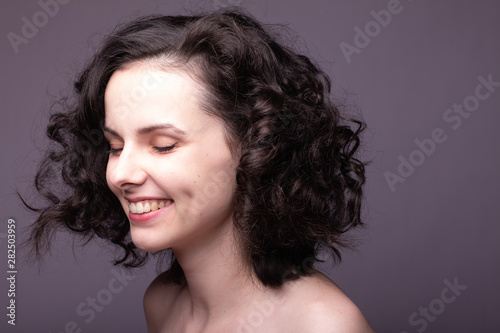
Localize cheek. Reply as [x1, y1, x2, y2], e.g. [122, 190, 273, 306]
[105, 161, 112, 186]
[192, 162, 237, 213]
[105, 161, 118, 195]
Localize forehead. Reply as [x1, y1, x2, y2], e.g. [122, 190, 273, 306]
[104, 63, 205, 128]
[105, 63, 197, 110]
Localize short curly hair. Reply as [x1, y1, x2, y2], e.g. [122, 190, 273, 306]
[24, 10, 366, 288]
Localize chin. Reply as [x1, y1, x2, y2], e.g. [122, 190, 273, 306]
[130, 231, 169, 253]
[133, 242, 167, 253]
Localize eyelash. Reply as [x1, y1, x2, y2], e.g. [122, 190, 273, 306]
[153, 142, 178, 152]
[108, 148, 122, 155]
[107, 142, 178, 155]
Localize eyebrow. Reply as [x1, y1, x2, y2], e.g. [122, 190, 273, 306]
[103, 123, 187, 137]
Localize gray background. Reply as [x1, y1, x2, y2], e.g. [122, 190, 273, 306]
[1, 0, 499, 332]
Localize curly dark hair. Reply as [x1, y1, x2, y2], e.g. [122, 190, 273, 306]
[23, 10, 366, 288]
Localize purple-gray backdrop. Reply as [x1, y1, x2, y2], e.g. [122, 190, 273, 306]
[1, 0, 499, 332]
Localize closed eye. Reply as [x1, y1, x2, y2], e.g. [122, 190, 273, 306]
[107, 147, 123, 155]
[153, 142, 178, 153]
[106, 143, 178, 155]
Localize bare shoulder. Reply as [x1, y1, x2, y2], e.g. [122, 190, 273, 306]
[283, 271, 375, 333]
[143, 271, 183, 333]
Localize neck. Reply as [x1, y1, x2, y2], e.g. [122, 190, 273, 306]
[172, 221, 261, 321]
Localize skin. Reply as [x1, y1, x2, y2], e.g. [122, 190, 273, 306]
[104, 62, 375, 333]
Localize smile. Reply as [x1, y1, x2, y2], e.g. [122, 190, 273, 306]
[127, 200, 174, 214]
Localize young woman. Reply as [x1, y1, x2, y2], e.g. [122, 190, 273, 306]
[25, 10, 374, 332]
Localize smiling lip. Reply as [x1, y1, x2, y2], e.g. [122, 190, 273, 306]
[124, 196, 173, 203]
[124, 196, 174, 223]
[128, 202, 173, 223]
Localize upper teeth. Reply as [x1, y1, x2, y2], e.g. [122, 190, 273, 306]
[128, 200, 173, 214]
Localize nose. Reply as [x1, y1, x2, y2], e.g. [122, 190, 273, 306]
[107, 146, 147, 190]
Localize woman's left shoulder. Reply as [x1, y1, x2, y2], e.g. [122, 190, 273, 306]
[282, 271, 375, 333]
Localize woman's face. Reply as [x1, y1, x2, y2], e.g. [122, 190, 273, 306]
[104, 62, 237, 253]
